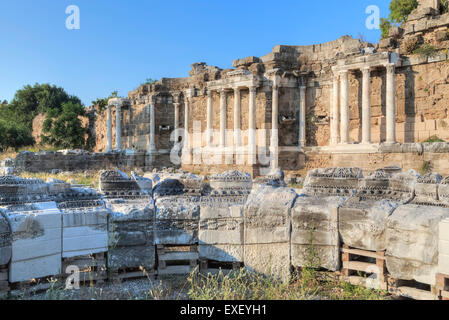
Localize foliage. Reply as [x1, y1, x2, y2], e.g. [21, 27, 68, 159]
[41, 101, 88, 149]
[401, 36, 420, 54]
[91, 91, 118, 113]
[143, 78, 157, 85]
[389, 0, 419, 24]
[413, 43, 439, 57]
[420, 160, 434, 175]
[0, 83, 81, 131]
[424, 135, 445, 143]
[380, 18, 392, 39]
[0, 120, 34, 152]
[380, 0, 419, 39]
[442, 0, 449, 14]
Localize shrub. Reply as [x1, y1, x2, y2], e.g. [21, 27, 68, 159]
[413, 43, 439, 57]
[424, 135, 445, 143]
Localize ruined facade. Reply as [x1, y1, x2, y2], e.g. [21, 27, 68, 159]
[53, 0, 442, 178]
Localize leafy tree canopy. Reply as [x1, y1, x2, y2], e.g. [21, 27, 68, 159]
[41, 101, 88, 149]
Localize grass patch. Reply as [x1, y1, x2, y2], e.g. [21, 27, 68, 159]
[424, 135, 445, 143]
[288, 183, 304, 189]
[413, 43, 439, 58]
[19, 171, 101, 189]
[420, 160, 434, 175]
[186, 268, 388, 300]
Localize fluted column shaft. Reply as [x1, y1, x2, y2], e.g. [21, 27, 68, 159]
[299, 86, 306, 148]
[219, 89, 227, 148]
[271, 81, 279, 169]
[386, 64, 396, 144]
[234, 88, 241, 147]
[330, 75, 339, 146]
[362, 67, 371, 144]
[184, 97, 190, 150]
[206, 90, 213, 147]
[106, 105, 112, 152]
[248, 86, 257, 165]
[340, 70, 349, 144]
[148, 99, 156, 153]
[115, 104, 121, 151]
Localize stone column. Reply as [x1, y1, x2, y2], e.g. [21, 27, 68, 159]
[115, 103, 121, 151]
[148, 96, 156, 154]
[299, 85, 306, 148]
[330, 74, 339, 146]
[362, 67, 371, 144]
[234, 88, 241, 147]
[248, 86, 257, 165]
[219, 89, 227, 148]
[340, 70, 349, 144]
[184, 95, 190, 150]
[106, 104, 112, 152]
[386, 64, 396, 144]
[173, 98, 180, 142]
[270, 79, 279, 169]
[206, 89, 213, 147]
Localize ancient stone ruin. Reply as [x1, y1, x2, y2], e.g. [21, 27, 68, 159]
[0, 166, 448, 299]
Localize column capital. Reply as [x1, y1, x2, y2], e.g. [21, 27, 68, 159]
[332, 73, 340, 82]
[362, 66, 371, 75]
[249, 85, 257, 93]
[386, 63, 395, 73]
[172, 92, 182, 104]
[206, 89, 212, 98]
[339, 69, 349, 75]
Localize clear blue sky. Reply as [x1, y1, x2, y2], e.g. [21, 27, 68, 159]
[0, 0, 390, 106]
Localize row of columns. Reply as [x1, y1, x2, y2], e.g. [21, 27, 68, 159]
[330, 63, 396, 145]
[106, 97, 157, 154]
[202, 85, 259, 165]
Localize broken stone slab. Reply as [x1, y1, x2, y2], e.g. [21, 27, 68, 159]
[153, 173, 203, 199]
[386, 205, 449, 285]
[199, 203, 244, 262]
[107, 199, 156, 270]
[303, 167, 362, 197]
[253, 168, 286, 189]
[155, 197, 200, 245]
[291, 196, 347, 271]
[99, 170, 141, 196]
[412, 173, 442, 205]
[439, 218, 449, 275]
[59, 196, 109, 258]
[438, 177, 449, 206]
[339, 170, 418, 251]
[208, 170, 252, 197]
[5, 202, 62, 283]
[244, 186, 298, 282]
[131, 172, 152, 195]
[232, 56, 261, 68]
[0, 210, 11, 266]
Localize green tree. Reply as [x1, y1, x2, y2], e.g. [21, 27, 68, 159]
[389, 0, 419, 24]
[0, 120, 34, 152]
[0, 83, 81, 133]
[380, 18, 392, 39]
[41, 101, 88, 149]
[380, 0, 419, 39]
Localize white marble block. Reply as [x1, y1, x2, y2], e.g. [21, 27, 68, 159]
[439, 218, 449, 275]
[199, 204, 244, 262]
[7, 202, 62, 283]
[62, 209, 108, 258]
[386, 205, 449, 285]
